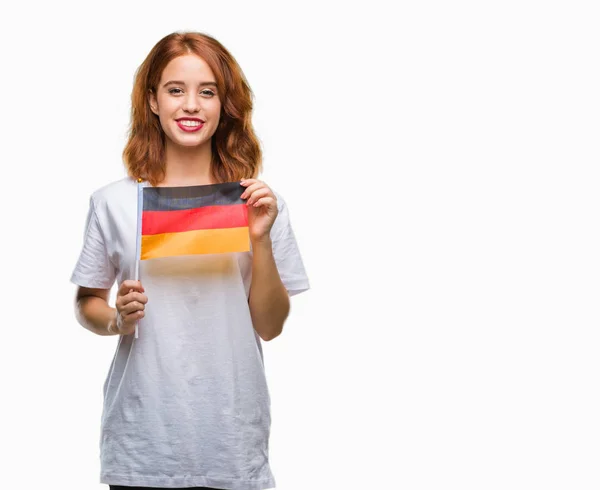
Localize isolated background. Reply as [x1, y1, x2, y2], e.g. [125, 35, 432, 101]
[1, 1, 598, 489]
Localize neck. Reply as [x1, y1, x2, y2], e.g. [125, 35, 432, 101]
[160, 139, 215, 186]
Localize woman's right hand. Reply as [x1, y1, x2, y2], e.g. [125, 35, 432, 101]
[109, 280, 148, 335]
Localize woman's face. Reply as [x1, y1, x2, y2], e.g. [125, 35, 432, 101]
[149, 54, 222, 148]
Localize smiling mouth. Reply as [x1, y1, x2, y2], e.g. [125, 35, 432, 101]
[176, 120, 204, 132]
[178, 120, 203, 127]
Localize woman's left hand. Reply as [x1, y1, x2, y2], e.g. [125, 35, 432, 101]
[240, 179, 278, 243]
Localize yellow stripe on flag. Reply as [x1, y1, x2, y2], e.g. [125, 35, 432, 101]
[141, 227, 250, 260]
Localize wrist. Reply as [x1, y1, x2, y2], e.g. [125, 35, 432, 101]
[251, 237, 273, 249]
[107, 311, 118, 335]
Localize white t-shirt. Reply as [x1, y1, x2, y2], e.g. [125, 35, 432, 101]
[70, 176, 310, 489]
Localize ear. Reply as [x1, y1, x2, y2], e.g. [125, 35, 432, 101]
[148, 90, 158, 115]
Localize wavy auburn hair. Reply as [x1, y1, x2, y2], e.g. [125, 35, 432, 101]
[123, 31, 262, 187]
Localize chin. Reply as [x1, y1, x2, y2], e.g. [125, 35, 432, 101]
[172, 137, 210, 148]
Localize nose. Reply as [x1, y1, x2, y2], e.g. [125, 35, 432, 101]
[182, 93, 201, 113]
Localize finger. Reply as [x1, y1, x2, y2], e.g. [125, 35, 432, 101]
[121, 310, 143, 326]
[119, 310, 144, 332]
[252, 196, 276, 208]
[240, 182, 265, 199]
[120, 311, 144, 332]
[124, 291, 148, 304]
[117, 290, 143, 308]
[122, 279, 143, 291]
[119, 280, 144, 295]
[124, 310, 142, 325]
[122, 299, 146, 314]
[117, 285, 144, 302]
[118, 288, 134, 307]
[246, 188, 271, 205]
[241, 183, 266, 200]
[123, 309, 144, 321]
[240, 178, 258, 187]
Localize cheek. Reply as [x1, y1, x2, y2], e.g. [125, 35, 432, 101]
[209, 98, 221, 112]
[157, 95, 176, 112]
[158, 112, 171, 128]
[209, 104, 222, 122]
[158, 101, 178, 124]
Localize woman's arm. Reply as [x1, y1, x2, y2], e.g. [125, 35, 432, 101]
[75, 286, 118, 336]
[248, 238, 291, 341]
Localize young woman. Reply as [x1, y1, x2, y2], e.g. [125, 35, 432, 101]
[70, 31, 310, 490]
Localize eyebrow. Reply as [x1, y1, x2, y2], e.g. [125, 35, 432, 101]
[163, 80, 217, 88]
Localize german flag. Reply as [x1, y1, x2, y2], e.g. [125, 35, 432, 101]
[139, 182, 249, 260]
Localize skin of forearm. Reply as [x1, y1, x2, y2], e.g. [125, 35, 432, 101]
[75, 296, 118, 336]
[248, 238, 290, 341]
[75, 239, 289, 339]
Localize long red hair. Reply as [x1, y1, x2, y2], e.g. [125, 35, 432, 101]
[123, 31, 262, 187]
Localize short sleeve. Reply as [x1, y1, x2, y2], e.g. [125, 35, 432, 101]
[269, 193, 310, 297]
[70, 195, 117, 289]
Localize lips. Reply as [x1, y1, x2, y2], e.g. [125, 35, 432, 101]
[176, 119, 204, 132]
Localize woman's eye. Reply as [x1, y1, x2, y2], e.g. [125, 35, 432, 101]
[168, 88, 216, 96]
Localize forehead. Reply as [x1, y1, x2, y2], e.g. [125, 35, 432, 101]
[160, 54, 215, 82]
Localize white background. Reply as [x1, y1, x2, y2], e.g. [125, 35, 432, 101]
[0, 1, 598, 489]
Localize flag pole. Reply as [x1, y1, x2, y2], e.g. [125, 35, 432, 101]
[134, 178, 143, 339]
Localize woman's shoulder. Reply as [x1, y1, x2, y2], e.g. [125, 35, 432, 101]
[270, 187, 295, 232]
[271, 188, 289, 211]
[90, 176, 138, 205]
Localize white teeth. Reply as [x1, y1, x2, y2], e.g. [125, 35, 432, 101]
[179, 120, 202, 127]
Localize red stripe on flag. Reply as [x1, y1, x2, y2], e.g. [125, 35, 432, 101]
[142, 203, 248, 235]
